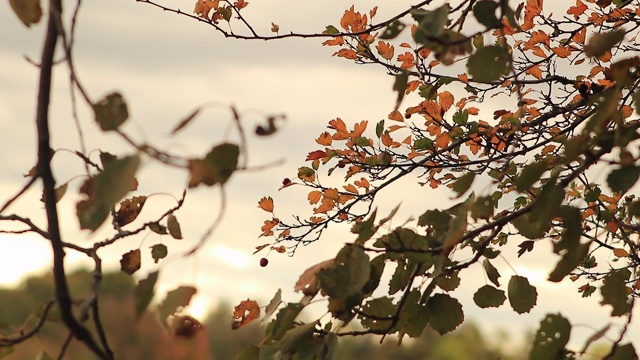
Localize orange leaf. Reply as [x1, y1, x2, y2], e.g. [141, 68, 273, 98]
[567, 0, 588, 20]
[322, 36, 344, 46]
[435, 132, 450, 149]
[541, 144, 556, 155]
[353, 121, 367, 137]
[115, 196, 147, 227]
[467, 107, 479, 115]
[269, 22, 279, 33]
[314, 198, 335, 214]
[306, 150, 327, 161]
[438, 91, 455, 112]
[232, 299, 260, 329]
[613, 248, 629, 258]
[375, 41, 395, 60]
[405, 80, 421, 94]
[552, 46, 572, 58]
[277, 229, 291, 239]
[458, 73, 469, 83]
[354, 177, 370, 191]
[388, 110, 404, 121]
[324, 188, 340, 201]
[308, 190, 322, 205]
[397, 52, 415, 69]
[607, 220, 618, 233]
[257, 196, 274, 212]
[525, 64, 543, 79]
[334, 49, 358, 59]
[260, 218, 279, 237]
[234, 0, 248, 10]
[574, 26, 586, 45]
[316, 132, 333, 146]
[343, 184, 359, 194]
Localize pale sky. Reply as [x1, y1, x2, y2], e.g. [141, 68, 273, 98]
[1, 0, 638, 353]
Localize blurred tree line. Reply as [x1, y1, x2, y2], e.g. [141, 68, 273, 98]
[0, 270, 526, 359]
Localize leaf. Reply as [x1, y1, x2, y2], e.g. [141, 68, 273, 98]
[40, 182, 68, 204]
[93, 92, 129, 131]
[114, 196, 147, 227]
[270, 22, 280, 33]
[473, 285, 506, 308]
[151, 244, 168, 263]
[134, 271, 159, 320]
[601, 269, 632, 316]
[149, 222, 167, 234]
[158, 286, 198, 325]
[508, 275, 537, 314]
[35, 351, 53, 360]
[9, 0, 42, 27]
[170, 108, 200, 135]
[516, 159, 548, 192]
[277, 321, 317, 354]
[120, 249, 141, 275]
[411, 4, 450, 42]
[426, 293, 464, 334]
[164, 214, 183, 240]
[317, 245, 370, 300]
[529, 313, 572, 360]
[379, 20, 406, 40]
[232, 299, 260, 330]
[294, 259, 333, 296]
[471, 196, 494, 220]
[517, 240, 534, 257]
[360, 297, 395, 331]
[473, 0, 500, 28]
[397, 290, 430, 338]
[607, 166, 640, 194]
[451, 172, 475, 198]
[257, 196, 274, 212]
[393, 71, 409, 112]
[584, 29, 625, 58]
[483, 259, 501, 287]
[188, 143, 240, 187]
[76, 155, 140, 231]
[264, 289, 282, 319]
[467, 46, 510, 82]
[613, 248, 629, 257]
[608, 343, 637, 360]
[271, 303, 303, 340]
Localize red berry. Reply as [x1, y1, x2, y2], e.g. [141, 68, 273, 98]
[337, 162, 346, 168]
[260, 258, 269, 267]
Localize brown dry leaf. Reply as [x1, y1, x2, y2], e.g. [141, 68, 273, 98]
[120, 249, 141, 275]
[232, 299, 260, 329]
[115, 196, 147, 227]
[294, 259, 334, 296]
[167, 214, 183, 240]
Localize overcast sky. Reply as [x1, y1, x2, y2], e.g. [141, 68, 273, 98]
[1, 0, 638, 352]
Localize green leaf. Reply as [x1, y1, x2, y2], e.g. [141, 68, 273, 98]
[601, 269, 632, 316]
[375, 120, 384, 138]
[93, 92, 129, 131]
[397, 290, 429, 338]
[508, 275, 537, 314]
[188, 143, 240, 187]
[451, 172, 475, 198]
[360, 297, 395, 331]
[379, 20, 406, 40]
[362, 255, 386, 295]
[529, 313, 572, 360]
[389, 261, 413, 295]
[607, 166, 640, 194]
[483, 259, 501, 287]
[8, 0, 41, 28]
[134, 271, 159, 320]
[393, 70, 409, 112]
[467, 46, 510, 82]
[236, 346, 259, 360]
[414, 137, 434, 151]
[435, 271, 460, 291]
[453, 110, 469, 125]
[151, 244, 168, 263]
[277, 321, 317, 354]
[426, 293, 464, 335]
[584, 29, 625, 58]
[158, 286, 197, 325]
[264, 289, 282, 319]
[411, 4, 450, 43]
[317, 245, 370, 300]
[473, 285, 506, 308]
[512, 182, 564, 239]
[323, 25, 339, 35]
[271, 303, 304, 340]
[76, 155, 140, 231]
[548, 206, 590, 282]
[609, 343, 637, 360]
[473, 0, 501, 28]
[471, 196, 494, 220]
[167, 214, 183, 240]
[516, 160, 549, 192]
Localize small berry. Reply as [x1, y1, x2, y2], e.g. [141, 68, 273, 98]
[260, 258, 269, 267]
[337, 162, 346, 168]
